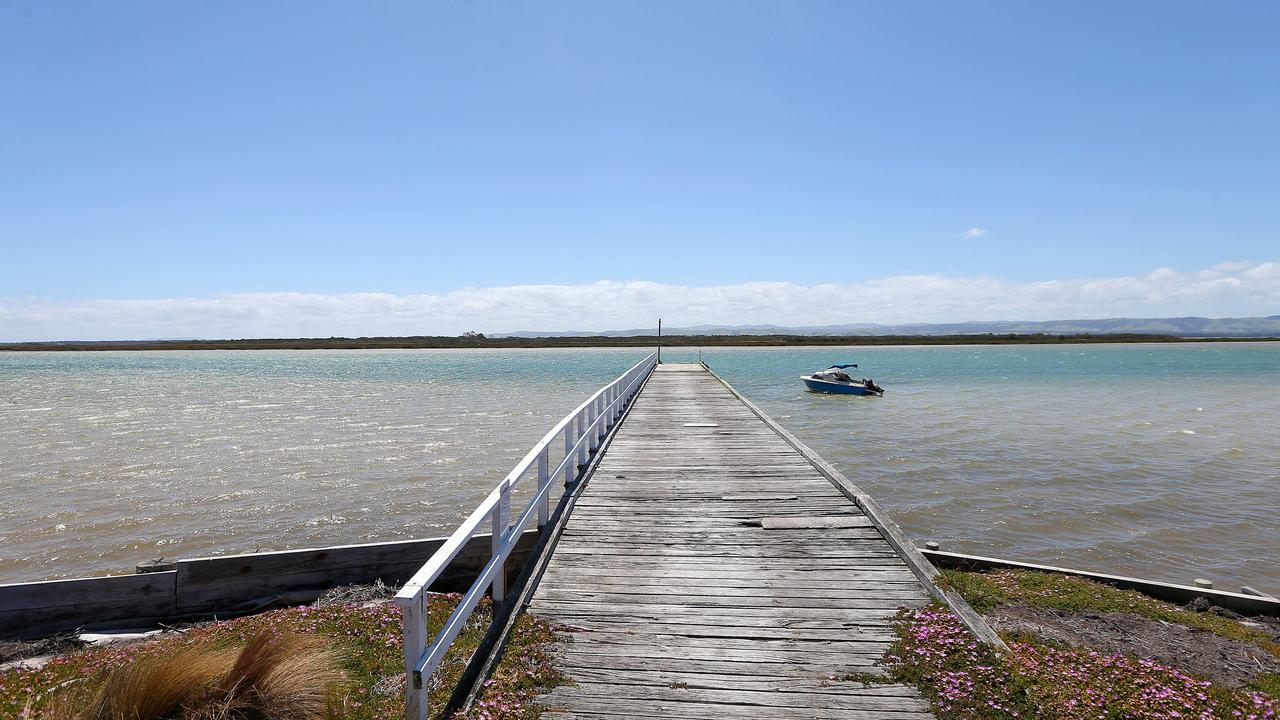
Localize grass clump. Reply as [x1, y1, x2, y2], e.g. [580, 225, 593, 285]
[941, 568, 1280, 655]
[886, 604, 1279, 720]
[57, 631, 341, 720]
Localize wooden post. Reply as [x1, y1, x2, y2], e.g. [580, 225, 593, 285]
[596, 395, 607, 443]
[401, 594, 428, 720]
[537, 447, 550, 530]
[587, 399, 599, 452]
[563, 418, 575, 486]
[576, 408, 587, 468]
[657, 318, 662, 364]
[491, 480, 510, 602]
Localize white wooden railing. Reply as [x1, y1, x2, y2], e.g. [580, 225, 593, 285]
[392, 353, 657, 720]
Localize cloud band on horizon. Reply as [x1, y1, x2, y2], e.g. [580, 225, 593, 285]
[1, 262, 1277, 342]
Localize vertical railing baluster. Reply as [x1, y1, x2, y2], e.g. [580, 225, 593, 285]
[402, 594, 428, 720]
[537, 446, 550, 530]
[576, 407, 587, 468]
[491, 479, 510, 603]
[595, 395, 606, 443]
[564, 417, 575, 487]
[588, 396, 600, 452]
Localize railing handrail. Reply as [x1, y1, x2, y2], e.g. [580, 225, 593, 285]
[393, 353, 657, 720]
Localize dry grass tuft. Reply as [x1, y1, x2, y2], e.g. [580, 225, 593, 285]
[51, 631, 342, 720]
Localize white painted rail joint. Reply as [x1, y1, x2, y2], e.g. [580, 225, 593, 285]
[392, 353, 656, 720]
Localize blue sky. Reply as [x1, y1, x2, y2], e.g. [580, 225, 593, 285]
[1, 1, 1278, 339]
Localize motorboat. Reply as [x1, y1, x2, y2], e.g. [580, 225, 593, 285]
[801, 364, 884, 396]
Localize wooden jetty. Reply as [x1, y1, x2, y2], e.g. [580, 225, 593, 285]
[395, 357, 1000, 719]
[528, 363, 942, 718]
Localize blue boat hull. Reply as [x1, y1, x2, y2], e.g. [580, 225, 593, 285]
[802, 377, 881, 395]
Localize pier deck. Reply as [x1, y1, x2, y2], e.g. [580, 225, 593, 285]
[528, 364, 937, 719]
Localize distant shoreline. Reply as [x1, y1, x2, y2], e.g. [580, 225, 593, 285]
[3, 333, 1279, 351]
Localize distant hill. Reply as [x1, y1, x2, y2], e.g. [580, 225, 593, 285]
[499, 315, 1280, 338]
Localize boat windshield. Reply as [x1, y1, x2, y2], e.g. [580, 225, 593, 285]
[814, 367, 854, 382]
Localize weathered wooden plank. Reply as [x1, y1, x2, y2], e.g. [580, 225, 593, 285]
[539, 603, 911, 625]
[542, 700, 933, 720]
[552, 653, 885, 678]
[556, 667, 917, 696]
[532, 599, 919, 620]
[555, 636, 905, 655]
[559, 529, 890, 543]
[761, 516, 875, 530]
[550, 550, 910, 564]
[533, 589, 928, 610]
[538, 569, 923, 588]
[532, 580, 929, 599]
[547, 550, 911, 568]
[543, 620, 896, 642]
[560, 635, 890, 661]
[539, 681, 932, 711]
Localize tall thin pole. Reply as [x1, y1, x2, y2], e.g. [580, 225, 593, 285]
[657, 318, 662, 364]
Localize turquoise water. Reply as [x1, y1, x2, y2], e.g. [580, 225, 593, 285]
[1, 344, 1277, 593]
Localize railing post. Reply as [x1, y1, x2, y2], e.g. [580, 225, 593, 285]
[595, 395, 606, 444]
[588, 397, 600, 452]
[563, 418, 575, 487]
[491, 479, 510, 603]
[401, 594, 428, 720]
[576, 408, 587, 468]
[537, 446, 550, 530]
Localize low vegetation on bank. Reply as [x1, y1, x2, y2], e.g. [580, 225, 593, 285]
[0, 593, 565, 720]
[884, 569, 1279, 719]
[5, 571, 1278, 719]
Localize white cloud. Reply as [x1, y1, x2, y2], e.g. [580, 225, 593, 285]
[2, 262, 1279, 342]
[962, 228, 988, 239]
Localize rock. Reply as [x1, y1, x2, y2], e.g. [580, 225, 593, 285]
[78, 630, 162, 646]
[0, 654, 52, 672]
[1186, 597, 1211, 613]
